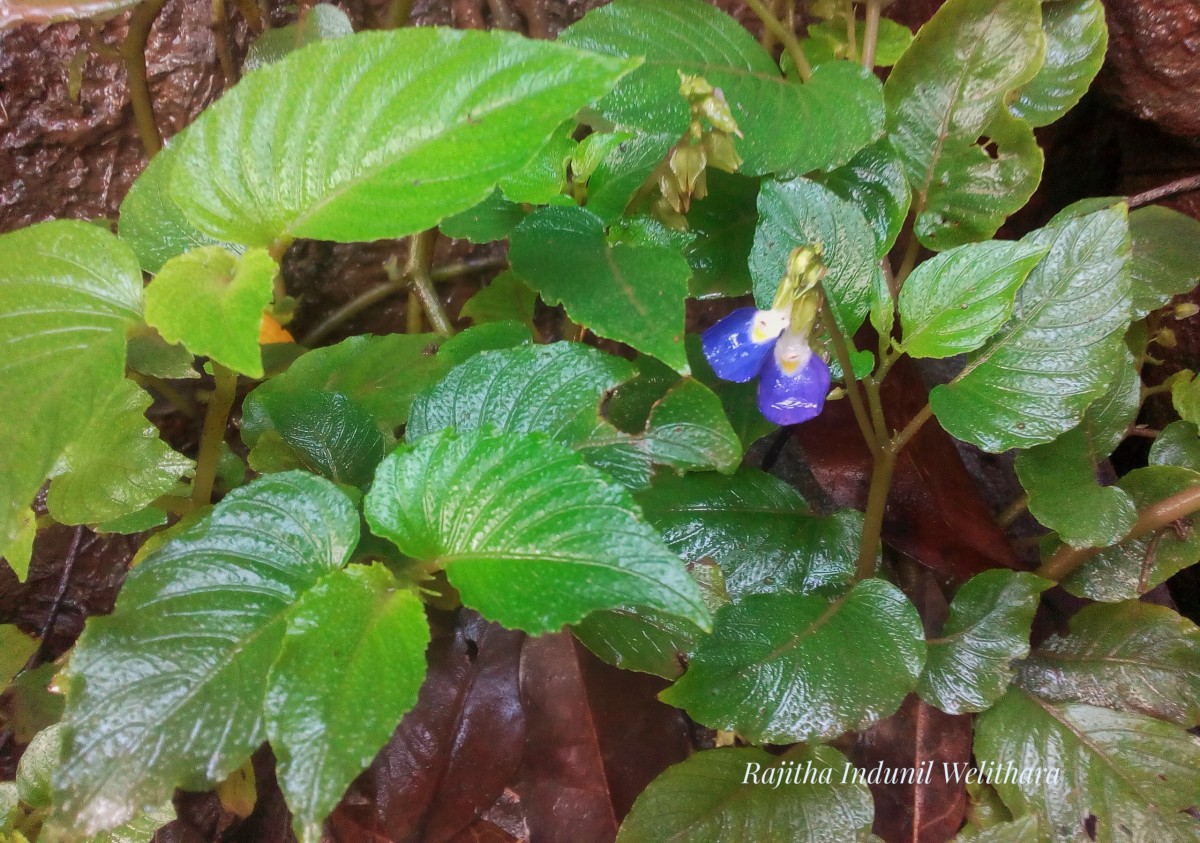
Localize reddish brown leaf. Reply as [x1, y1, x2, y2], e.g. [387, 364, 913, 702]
[792, 355, 1022, 579]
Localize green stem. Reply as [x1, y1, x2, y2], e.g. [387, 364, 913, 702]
[821, 298, 881, 456]
[121, 0, 168, 157]
[383, 0, 414, 27]
[857, 449, 895, 579]
[406, 230, 454, 338]
[893, 229, 922, 291]
[862, 0, 882, 69]
[192, 363, 238, 506]
[996, 493, 1029, 529]
[844, 0, 859, 63]
[1036, 484, 1200, 581]
[745, 0, 812, 81]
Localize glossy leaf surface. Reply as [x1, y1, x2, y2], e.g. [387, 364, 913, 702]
[1010, 0, 1106, 127]
[1127, 205, 1200, 319]
[819, 140, 911, 255]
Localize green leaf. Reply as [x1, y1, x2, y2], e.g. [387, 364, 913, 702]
[683, 170, 759, 297]
[899, 241, 1047, 358]
[125, 331, 199, 380]
[581, 131, 675, 224]
[1060, 466, 1200, 601]
[639, 378, 742, 473]
[117, 140, 238, 274]
[752, 177, 877, 337]
[929, 207, 1132, 452]
[818, 140, 912, 255]
[1150, 421, 1200, 472]
[801, 18, 914, 68]
[1010, 0, 1107, 128]
[459, 271, 537, 329]
[1014, 352, 1140, 548]
[242, 387, 390, 488]
[955, 815, 1041, 843]
[509, 205, 690, 371]
[439, 190, 529, 244]
[83, 802, 177, 843]
[18, 724, 61, 809]
[266, 563, 429, 843]
[1018, 601, 1200, 727]
[687, 337, 778, 448]
[243, 3, 354, 73]
[918, 570, 1052, 714]
[46, 378, 194, 525]
[0, 625, 36, 686]
[635, 469, 861, 601]
[563, 0, 884, 176]
[885, 0, 1045, 249]
[1173, 372, 1200, 425]
[498, 120, 575, 205]
[615, 745, 874, 842]
[53, 472, 359, 837]
[0, 220, 143, 559]
[3, 508, 36, 583]
[365, 428, 710, 635]
[406, 342, 651, 486]
[1127, 205, 1200, 319]
[660, 578, 924, 743]
[975, 687, 1200, 842]
[171, 28, 634, 246]
[144, 246, 277, 378]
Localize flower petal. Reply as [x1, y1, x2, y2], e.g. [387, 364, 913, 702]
[757, 348, 831, 425]
[702, 308, 782, 383]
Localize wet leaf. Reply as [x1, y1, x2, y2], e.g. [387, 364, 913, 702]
[1150, 421, 1200, 472]
[1010, 0, 1107, 128]
[1127, 205, 1200, 319]
[818, 140, 912, 255]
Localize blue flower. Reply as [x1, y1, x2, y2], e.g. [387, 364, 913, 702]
[702, 307, 830, 425]
[701, 307, 789, 383]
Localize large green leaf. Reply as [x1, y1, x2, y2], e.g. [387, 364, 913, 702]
[365, 428, 710, 635]
[46, 378, 194, 526]
[53, 473, 359, 837]
[562, 0, 883, 177]
[117, 140, 237, 274]
[899, 240, 1047, 358]
[683, 170, 759, 297]
[266, 563, 429, 843]
[885, 0, 1045, 249]
[918, 570, 1052, 714]
[0, 220, 143, 558]
[1061, 466, 1200, 601]
[975, 688, 1200, 842]
[1018, 601, 1200, 727]
[929, 208, 1132, 452]
[1150, 421, 1200, 472]
[751, 177, 878, 337]
[1010, 0, 1107, 128]
[170, 28, 635, 246]
[615, 745, 874, 842]
[143, 246, 278, 378]
[1127, 205, 1200, 320]
[635, 469, 860, 601]
[818, 140, 912, 255]
[1014, 352, 1139, 548]
[660, 578, 924, 743]
[509, 205, 691, 371]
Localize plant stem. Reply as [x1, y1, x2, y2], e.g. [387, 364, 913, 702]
[888, 402, 932, 455]
[192, 363, 238, 506]
[121, 0, 168, 157]
[862, 0, 882, 69]
[843, 0, 859, 63]
[745, 0, 813, 81]
[893, 230, 922, 290]
[820, 298, 881, 456]
[383, 0, 413, 27]
[1036, 484, 1200, 581]
[406, 230, 454, 338]
[1127, 173, 1200, 210]
[996, 494, 1029, 529]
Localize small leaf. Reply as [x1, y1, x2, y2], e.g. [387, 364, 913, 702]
[885, 0, 1045, 249]
[125, 331, 198, 380]
[439, 190, 529, 244]
[365, 428, 710, 635]
[0, 221, 143, 558]
[615, 745, 874, 842]
[929, 207, 1132, 452]
[1150, 421, 1200, 472]
[1014, 351, 1140, 548]
[918, 570, 1052, 714]
[1172, 371, 1200, 425]
[1060, 465, 1200, 601]
[801, 18, 914, 68]
[899, 241, 1047, 358]
[683, 170, 759, 298]
[459, 271, 537, 329]
[2, 508, 36, 582]
[975, 687, 1200, 841]
[46, 378, 193, 526]
[751, 177, 877, 337]
[1018, 601, 1200, 727]
[498, 120, 576, 205]
[635, 468, 860, 601]
[660, 578, 924, 743]
[509, 205, 691, 371]
[243, 4, 354, 72]
[172, 29, 634, 246]
[562, 0, 884, 176]
[0, 625, 36, 685]
[1010, 0, 1107, 128]
[639, 378, 742, 473]
[144, 246, 277, 377]
[266, 563, 430, 843]
[582, 131, 675, 224]
[818, 140, 912, 255]
[17, 724, 61, 809]
[118, 140, 238, 274]
[1127, 205, 1200, 319]
[53, 472, 359, 837]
